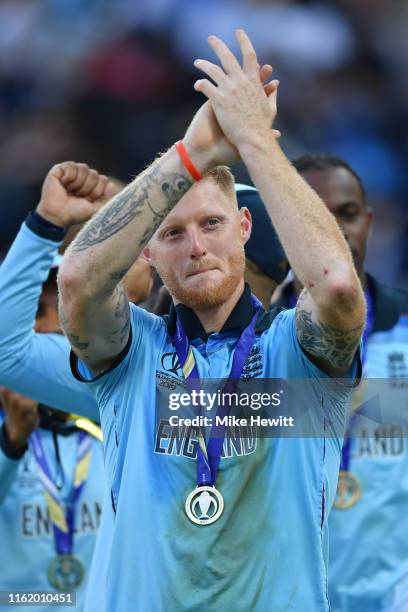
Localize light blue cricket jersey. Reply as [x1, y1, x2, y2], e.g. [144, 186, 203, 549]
[0, 218, 107, 609]
[0, 219, 98, 423]
[329, 277, 408, 612]
[74, 289, 358, 612]
[0, 415, 104, 611]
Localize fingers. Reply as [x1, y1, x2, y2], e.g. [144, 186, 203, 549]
[50, 161, 76, 183]
[259, 64, 273, 83]
[196, 31, 271, 97]
[103, 180, 121, 201]
[55, 162, 109, 200]
[88, 175, 110, 202]
[236, 29, 258, 75]
[75, 168, 100, 198]
[265, 80, 279, 114]
[194, 59, 226, 86]
[264, 79, 279, 97]
[58, 162, 88, 190]
[207, 34, 241, 74]
[194, 79, 218, 99]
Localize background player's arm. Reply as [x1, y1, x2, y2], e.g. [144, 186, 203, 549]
[58, 103, 239, 373]
[0, 162, 116, 419]
[0, 389, 38, 502]
[194, 30, 365, 375]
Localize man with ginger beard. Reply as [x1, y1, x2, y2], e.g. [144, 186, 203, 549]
[58, 31, 365, 611]
[152, 183, 289, 315]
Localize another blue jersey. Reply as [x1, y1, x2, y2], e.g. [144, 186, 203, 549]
[0, 218, 106, 609]
[329, 288, 408, 612]
[0, 417, 104, 611]
[73, 297, 358, 612]
[0, 220, 98, 422]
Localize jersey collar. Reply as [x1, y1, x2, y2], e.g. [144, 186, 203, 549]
[167, 283, 254, 342]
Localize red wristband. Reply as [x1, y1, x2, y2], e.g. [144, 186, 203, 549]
[175, 140, 203, 181]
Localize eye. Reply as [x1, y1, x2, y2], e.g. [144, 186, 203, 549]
[205, 218, 220, 228]
[165, 228, 182, 239]
[341, 211, 358, 221]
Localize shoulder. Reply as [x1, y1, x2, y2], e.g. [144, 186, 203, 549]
[129, 302, 167, 336]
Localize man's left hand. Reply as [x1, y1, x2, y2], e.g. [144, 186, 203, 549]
[193, 29, 279, 153]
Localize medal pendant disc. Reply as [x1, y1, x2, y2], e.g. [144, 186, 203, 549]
[334, 470, 361, 509]
[185, 485, 224, 525]
[48, 554, 84, 590]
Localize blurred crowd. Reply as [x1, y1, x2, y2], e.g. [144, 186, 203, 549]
[0, 0, 407, 288]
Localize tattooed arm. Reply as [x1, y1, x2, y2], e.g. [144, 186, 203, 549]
[58, 101, 238, 372]
[294, 289, 364, 376]
[58, 157, 194, 373]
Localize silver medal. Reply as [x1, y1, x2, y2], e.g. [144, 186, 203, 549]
[185, 485, 224, 525]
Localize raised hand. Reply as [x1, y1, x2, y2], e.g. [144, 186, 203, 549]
[0, 387, 40, 452]
[183, 59, 279, 170]
[193, 29, 279, 152]
[37, 162, 119, 228]
[183, 100, 239, 169]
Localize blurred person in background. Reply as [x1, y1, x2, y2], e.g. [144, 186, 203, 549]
[0, 161, 153, 608]
[0, 162, 153, 418]
[0, 264, 105, 610]
[272, 153, 408, 612]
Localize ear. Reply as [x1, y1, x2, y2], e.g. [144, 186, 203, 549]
[239, 207, 252, 244]
[141, 246, 153, 265]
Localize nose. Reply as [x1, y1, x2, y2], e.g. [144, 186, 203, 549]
[187, 228, 207, 259]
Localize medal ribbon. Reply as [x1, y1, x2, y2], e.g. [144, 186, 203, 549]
[172, 294, 262, 487]
[30, 430, 92, 555]
[340, 287, 374, 472]
[67, 415, 103, 441]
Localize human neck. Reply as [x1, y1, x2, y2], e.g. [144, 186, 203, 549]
[179, 280, 245, 334]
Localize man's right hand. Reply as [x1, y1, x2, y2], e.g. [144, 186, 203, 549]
[0, 388, 39, 452]
[36, 162, 119, 229]
[183, 65, 280, 171]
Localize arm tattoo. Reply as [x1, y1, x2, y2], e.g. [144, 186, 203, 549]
[114, 286, 129, 319]
[296, 291, 363, 370]
[66, 333, 90, 351]
[72, 166, 192, 252]
[107, 286, 131, 345]
[59, 304, 90, 352]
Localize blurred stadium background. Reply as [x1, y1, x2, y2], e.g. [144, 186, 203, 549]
[0, 0, 407, 287]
